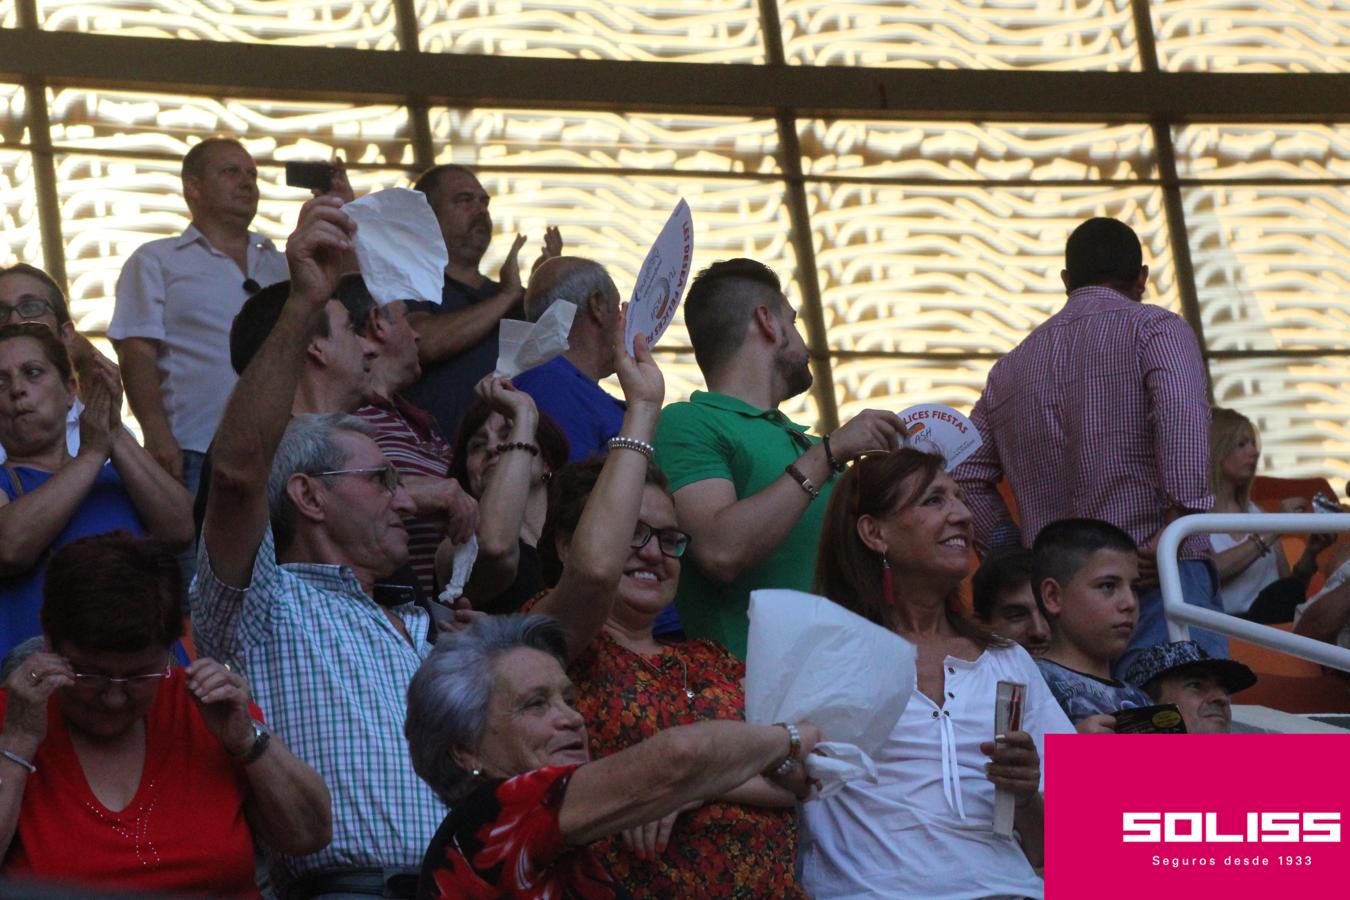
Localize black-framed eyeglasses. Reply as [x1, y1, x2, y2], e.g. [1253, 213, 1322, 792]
[631, 521, 691, 559]
[315, 464, 403, 496]
[71, 664, 173, 693]
[0, 297, 55, 324]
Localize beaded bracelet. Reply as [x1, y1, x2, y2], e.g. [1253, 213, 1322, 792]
[766, 723, 802, 777]
[608, 435, 654, 463]
[496, 441, 539, 456]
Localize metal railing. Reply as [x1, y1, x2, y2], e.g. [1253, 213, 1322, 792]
[1158, 513, 1350, 674]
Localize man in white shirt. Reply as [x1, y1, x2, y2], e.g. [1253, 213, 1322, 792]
[109, 137, 289, 495]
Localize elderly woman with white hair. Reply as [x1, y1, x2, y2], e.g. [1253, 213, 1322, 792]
[404, 614, 820, 898]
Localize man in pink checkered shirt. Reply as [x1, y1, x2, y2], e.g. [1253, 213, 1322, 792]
[953, 217, 1225, 676]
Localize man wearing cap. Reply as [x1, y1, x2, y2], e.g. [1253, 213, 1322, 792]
[1123, 640, 1257, 734]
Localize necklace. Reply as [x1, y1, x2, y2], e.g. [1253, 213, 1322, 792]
[622, 643, 696, 699]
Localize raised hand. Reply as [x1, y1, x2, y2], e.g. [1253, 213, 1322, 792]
[287, 195, 357, 309]
[828, 409, 906, 462]
[612, 307, 665, 411]
[185, 658, 257, 757]
[76, 372, 116, 461]
[476, 374, 539, 422]
[498, 233, 529, 300]
[530, 226, 564, 277]
[1, 651, 74, 754]
[322, 157, 356, 204]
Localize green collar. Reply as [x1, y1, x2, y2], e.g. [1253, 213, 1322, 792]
[689, 390, 810, 434]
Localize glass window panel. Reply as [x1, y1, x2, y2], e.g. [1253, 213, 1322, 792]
[415, 0, 764, 63]
[807, 183, 1179, 354]
[37, 1, 401, 48]
[833, 356, 995, 422]
[0, 83, 29, 146]
[0, 150, 43, 269]
[1185, 187, 1350, 353]
[1211, 356, 1350, 484]
[1153, 0, 1350, 73]
[800, 120, 1155, 181]
[1174, 124, 1350, 181]
[54, 152, 405, 334]
[429, 108, 780, 174]
[780, 0, 1141, 71]
[47, 88, 413, 167]
[460, 170, 797, 352]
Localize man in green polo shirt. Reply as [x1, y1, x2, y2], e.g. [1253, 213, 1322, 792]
[654, 258, 906, 657]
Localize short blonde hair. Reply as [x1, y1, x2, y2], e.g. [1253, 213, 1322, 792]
[1210, 407, 1258, 508]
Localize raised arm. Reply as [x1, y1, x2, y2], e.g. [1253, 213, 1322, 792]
[456, 376, 539, 601]
[97, 365, 193, 549]
[408, 234, 527, 364]
[202, 197, 354, 588]
[185, 658, 332, 855]
[533, 318, 664, 659]
[669, 409, 903, 586]
[0, 652, 74, 859]
[559, 721, 819, 846]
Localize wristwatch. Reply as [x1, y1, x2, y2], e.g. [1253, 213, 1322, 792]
[229, 720, 271, 766]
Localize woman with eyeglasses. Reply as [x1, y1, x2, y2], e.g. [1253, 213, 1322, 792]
[0, 323, 194, 657]
[0, 531, 330, 895]
[516, 334, 805, 897]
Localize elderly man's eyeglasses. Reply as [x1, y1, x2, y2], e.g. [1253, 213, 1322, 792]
[631, 521, 691, 559]
[0, 298, 55, 324]
[316, 464, 403, 496]
[71, 664, 173, 693]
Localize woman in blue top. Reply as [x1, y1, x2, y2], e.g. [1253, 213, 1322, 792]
[0, 323, 193, 656]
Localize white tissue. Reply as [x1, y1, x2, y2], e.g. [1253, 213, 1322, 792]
[437, 535, 479, 604]
[495, 301, 576, 378]
[745, 589, 916, 799]
[343, 188, 448, 306]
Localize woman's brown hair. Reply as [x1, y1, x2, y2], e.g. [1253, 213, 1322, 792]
[0, 321, 74, 385]
[814, 448, 1005, 649]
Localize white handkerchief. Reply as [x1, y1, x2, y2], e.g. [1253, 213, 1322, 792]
[437, 535, 479, 604]
[343, 188, 448, 306]
[496, 301, 576, 378]
[745, 589, 916, 798]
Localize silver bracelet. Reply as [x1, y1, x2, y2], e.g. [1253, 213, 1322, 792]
[607, 435, 654, 463]
[0, 749, 36, 774]
[767, 722, 802, 777]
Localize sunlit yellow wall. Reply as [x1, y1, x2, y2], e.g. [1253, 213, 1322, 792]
[3, 1, 1350, 484]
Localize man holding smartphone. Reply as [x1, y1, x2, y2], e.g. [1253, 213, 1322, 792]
[109, 137, 290, 500]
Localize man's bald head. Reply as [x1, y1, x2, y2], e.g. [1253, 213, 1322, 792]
[524, 257, 618, 323]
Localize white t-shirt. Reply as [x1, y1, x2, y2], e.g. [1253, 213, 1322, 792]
[0, 399, 82, 465]
[108, 225, 288, 453]
[800, 642, 1073, 900]
[1210, 501, 1283, 615]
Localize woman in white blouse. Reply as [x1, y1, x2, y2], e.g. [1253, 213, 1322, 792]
[807, 448, 1072, 900]
[1209, 407, 1331, 622]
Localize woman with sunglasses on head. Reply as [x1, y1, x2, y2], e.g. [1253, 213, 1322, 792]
[804, 448, 1073, 900]
[521, 332, 805, 897]
[0, 323, 193, 657]
[0, 531, 329, 895]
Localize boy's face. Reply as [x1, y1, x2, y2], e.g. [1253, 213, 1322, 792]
[1043, 548, 1140, 662]
[986, 582, 1051, 657]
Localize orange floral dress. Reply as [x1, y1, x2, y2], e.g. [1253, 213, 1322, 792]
[570, 632, 806, 898]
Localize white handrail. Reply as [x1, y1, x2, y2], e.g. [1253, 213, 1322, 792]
[1158, 513, 1350, 674]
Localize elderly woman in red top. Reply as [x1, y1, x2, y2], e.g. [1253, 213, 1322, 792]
[0, 531, 330, 896]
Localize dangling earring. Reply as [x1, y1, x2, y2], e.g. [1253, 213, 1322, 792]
[471, 768, 482, 778]
[881, 555, 897, 606]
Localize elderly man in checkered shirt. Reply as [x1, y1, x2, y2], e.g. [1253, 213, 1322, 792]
[191, 195, 444, 899]
[953, 217, 1226, 678]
